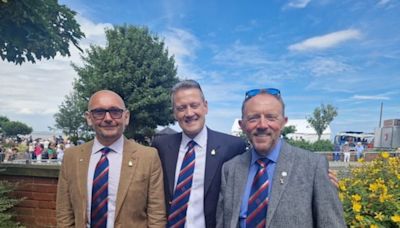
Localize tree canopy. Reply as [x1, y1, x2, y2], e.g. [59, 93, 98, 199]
[307, 104, 338, 141]
[55, 25, 179, 143]
[0, 116, 32, 137]
[54, 91, 91, 142]
[0, 0, 85, 64]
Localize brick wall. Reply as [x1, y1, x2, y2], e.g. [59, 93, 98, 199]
[0, 164, 59, 228]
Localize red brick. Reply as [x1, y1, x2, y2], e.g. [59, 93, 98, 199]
[38, 200, 56, 209]
[32, 184, 58, 193]
[13, 190, 33, 199]
[14, 207, 34, 216]
[32, 192, 56, 201]
[36, 217, 57, 227]
[33, 177, 58, 185]
[35, 208, 56, 217]
[18, 199, 39, 208]
[15, 215, 37, 226]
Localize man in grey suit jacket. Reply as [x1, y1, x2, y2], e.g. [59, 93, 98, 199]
[216, 88, 346, 228]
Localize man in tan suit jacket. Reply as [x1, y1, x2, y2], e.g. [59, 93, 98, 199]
[56, 90, 166, 227]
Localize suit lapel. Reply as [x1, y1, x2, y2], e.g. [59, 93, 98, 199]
[165, 134, 182, 197]
[114, 139, 138, 218]
[266, 142, 294, 225]
[204, 129, 223, 196]
[231, 151, 251, 228]
[77, 141, 94, 221]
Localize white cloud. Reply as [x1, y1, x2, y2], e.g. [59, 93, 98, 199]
[0, 15, 109, 131]
[377, 0, 390, 6]
[288, 29, 361, 51]
[162, 28, 202, 79]
[307, 57, 352, 77]
[352, 95, 390, 100]
[213, 41, 271, 67]
[286, 0, 312, 8]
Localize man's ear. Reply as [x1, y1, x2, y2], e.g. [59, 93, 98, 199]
[84, 111, 93, 127]
[239, 119, 244, 130]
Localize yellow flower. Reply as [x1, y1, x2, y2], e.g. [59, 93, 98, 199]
[391, 215, 400, 223]
[381, 152, 390, 159]
[356, 214, 364, 221]
[370, 225, 378, 228]
[351, 194, 361, 201]
[374, 212, 385, 221]
[339, 181, 347, 191]
[369, 183, 379, 192]
[352, 202, 362, 213]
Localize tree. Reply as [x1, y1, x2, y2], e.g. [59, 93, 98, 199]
[54, 91, 91, 142]
[67, 25, 178, 143]
[281, 125, 296, 139]
[1, 121, 32, 137]
[307, 104, 338, 141]
[0, 0, 85, 64]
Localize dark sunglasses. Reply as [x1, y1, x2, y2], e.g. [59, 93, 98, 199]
[245, 88, 281, 100]
[89, 108, 125, 120]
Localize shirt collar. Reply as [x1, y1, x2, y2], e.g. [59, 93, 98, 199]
[92, 135, 124, 154]
[181, 125, 207, 149]
[251, 138, 282, 165]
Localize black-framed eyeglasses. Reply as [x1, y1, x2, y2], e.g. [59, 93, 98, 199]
[245, 88, 281, 100]
[89, 108, 125, 120]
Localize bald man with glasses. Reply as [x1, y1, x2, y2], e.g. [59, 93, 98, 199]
[56, 90, 166, 228]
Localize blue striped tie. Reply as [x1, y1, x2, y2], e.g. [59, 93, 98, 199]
[167, 140, 196, 228]
[246, 159, 269, 228]
[91, 147, 111, 228]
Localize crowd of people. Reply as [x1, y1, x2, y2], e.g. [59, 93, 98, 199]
[0, 136, 74, 163]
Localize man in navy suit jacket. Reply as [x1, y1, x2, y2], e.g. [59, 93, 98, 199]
[152, 80, 246, 228]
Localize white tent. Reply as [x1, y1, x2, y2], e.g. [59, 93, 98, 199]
[286, 119, 331, 142]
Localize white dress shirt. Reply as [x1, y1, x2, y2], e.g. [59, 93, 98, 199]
[174, 126, 207, 228]
[87, 136, 124, 228]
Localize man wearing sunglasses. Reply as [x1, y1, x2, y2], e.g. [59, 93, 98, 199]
[57, 90, 166, 227]
[216, 89, 346, 228]
[152, 80, 247, 228]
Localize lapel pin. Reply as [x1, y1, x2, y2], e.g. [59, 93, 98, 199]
[280, 171, 287, 184]
[211, 149, 216, 156]
[128, 160, 133, 167]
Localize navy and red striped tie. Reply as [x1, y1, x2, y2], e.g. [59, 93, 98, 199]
[246, 158, 270, 228]
[91, 147, 111, 228]
[167, 140, 196, 228]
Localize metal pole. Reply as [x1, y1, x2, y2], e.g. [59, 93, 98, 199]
[379, 102, 383, 127]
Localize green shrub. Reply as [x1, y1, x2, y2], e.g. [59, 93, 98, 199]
[287, 139, 334, 151]
[0, 181, 24, 228]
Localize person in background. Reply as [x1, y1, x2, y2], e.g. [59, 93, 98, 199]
[355, 142, 364, 161]
[217, 88, 345, 227]
[56, 144, 65, 162]
[342, 141, 351, 163]
[333, 144, 341, 161]
[34, 144, 43, 161]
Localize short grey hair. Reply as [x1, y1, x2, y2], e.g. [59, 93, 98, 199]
[171, 79, 205, 107]
[241, 93, 286, 118]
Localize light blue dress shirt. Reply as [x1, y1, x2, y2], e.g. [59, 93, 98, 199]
[239, 139, 282, 228]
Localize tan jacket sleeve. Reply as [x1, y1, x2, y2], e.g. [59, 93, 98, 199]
[147, 149, 167, 228]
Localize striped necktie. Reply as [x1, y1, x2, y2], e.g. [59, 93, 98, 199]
[167, 140, 196, 228]
[91, 147, 111, 228]
[246, 158, 269, 228]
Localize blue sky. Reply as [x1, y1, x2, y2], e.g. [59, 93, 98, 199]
[1, 0, 399, 138]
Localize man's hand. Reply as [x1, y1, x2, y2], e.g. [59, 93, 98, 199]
[328, 169, 339, 189]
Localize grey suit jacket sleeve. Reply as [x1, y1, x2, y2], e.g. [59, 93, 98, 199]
[312, 156, 346, 227]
